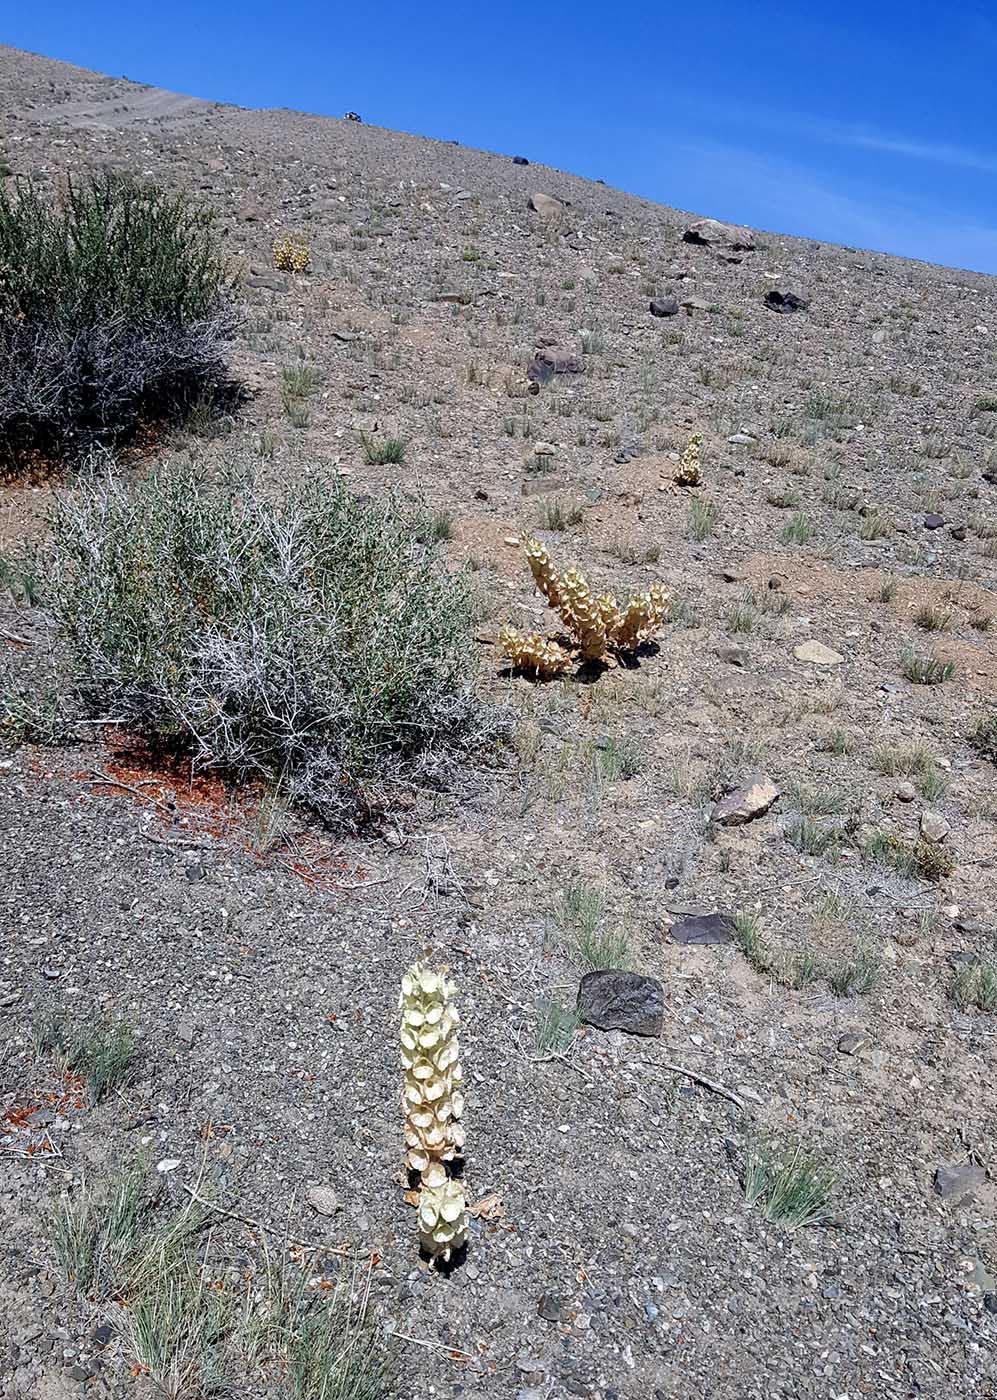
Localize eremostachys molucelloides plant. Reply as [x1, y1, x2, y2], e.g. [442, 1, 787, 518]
[399, 963, 468, 1263]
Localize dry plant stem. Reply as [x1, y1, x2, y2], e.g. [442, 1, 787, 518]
[178, 1184, 366, 1260]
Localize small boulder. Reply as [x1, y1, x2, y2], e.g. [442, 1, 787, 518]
[934, 1162, 986, 1201]
[649, 296, 680, 318]
[528, 191, 565, 220]
[765, 289, 809, 313]
[682, 218, 754, 251]
[530, 348, 583, 376]
[680, 295, 710, 313]
[669, 912, 735, 946]
[577, 970, 664, 1038]
[920, 810, 950, 844]
[794, 640, 844, 666]
[896, 782, 917, 803]
[712, 773, 779, 826]
[923, 513, 946, 530]
[307, 1185, 340, 1216]
[512, 156, 530, 166]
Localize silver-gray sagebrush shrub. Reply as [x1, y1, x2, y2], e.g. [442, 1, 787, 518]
[45, 461, 503, 828]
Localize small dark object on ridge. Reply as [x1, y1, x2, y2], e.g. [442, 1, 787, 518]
[650, 296, 679, 318]
[512, 156, 530, 166]
[923, 513, 946, 530]
[765, 289, 809, 313]
[344, 111, 362, 122]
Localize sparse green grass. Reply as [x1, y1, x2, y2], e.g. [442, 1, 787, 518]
[878, 575, 898, 603]
[828, 943, 881, 997]
[872, 739, 947, 799]
[913, 601, 952, 632]
[859, 513, 891, 541]
[785, 814, 840, 856]
[124, 1255, 231, 1400]
[743, 1136, 837, 1229]
[286, 402, 310, 429]
[535, 999, 581, 1054]
[558, 881, 629, 969]
[780, 513, 813, 546]
[901, 649, 955, 685]
[540, 499, 585, 531]
[766, 487, 800, 509]
[49, 1160, 148, 1291]
[952, 961, 997, 1013]
[419, 509, 455, 543]
[819, 728, 855, 756]
[281, 363, 321, 402]
[688, 499, 718, 541]
[748, 588, 791, 617]
[733, 910, 769, 974]
[591, 735, 643, 782]
[358, 431, 407, 465]
[724, 600, 757, 634]
[969, 714, 997, 761]
[975, 394, 997, 414]
[34, 1013, 135, 1104]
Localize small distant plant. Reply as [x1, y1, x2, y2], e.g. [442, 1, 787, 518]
[535, 999, 581, 1054]
[879, 575, 898, 603]
[35, 1012, 135, 1104]
[913, 601, 952, 632]
[969, 714, 997, 761]
[500, 538, 669, 678]
[742, 1135, 837, 1229]
[872, 739, 946, 798]
[901, 649, 955, 685]
[688, 498, 717, 540]
[0, 173, 238, 468]
[272, 234, 311, 272]
[766, 487, 800, 509]
[786, 814, 839, 857]
[359, 432, 407, 465]
[558, 882, 629, 970]
[49, 1159, 149, 1291]
[780, 513, 813, 545]
[540, 499, 585, 532]
[952, 960, 997, 1012]
[733, 910, 769, 974]
[674, 433, 703, 487]
[591, 735, 643, 781]
[859, 513, 891, 541]
[828, 943, 881, 997]
[725, 600, 757, 634]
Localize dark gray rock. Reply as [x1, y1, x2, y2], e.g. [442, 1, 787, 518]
[246, 271, 289, 292]
[512, 155, 530, 166]
[765, 289, 809, 313]
[537, 1293, 563, 1322]
[934, 1162, 986, 1201]
[837, 1032, 868, 1055]
[923, 513, 946, 530]
[649, 296, 679, 318]
[577, 970, 664, 1037]
[669, 912, 734, 946]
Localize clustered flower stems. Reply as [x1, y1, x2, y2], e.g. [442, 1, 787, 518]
[499, 537, 670, 679]
[399, 962, 468, 1264]
[674, 431, 703, 486]
[272, 234, 311, 273]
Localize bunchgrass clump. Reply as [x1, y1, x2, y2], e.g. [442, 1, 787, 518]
[913, 601, 952, 632]
[871, 739, 946, 799]
[540, 499, 585, 532]
[743, 1135, 837, 1229]
[33, 1011, 135, 1104]
[558, 881, 629, 969]
[535, 999, 581, 1055]
[41, 462, 500, 829]
[0, 174, 237, 469]
[901, 649, 955, 685]
[780, 513, 813, 545]
[969, 714, 997, 762]
[688, 498, 718, 540]
[49, 1160, 148, 1291]
[785, 814, 839, 857]
[359, 432, 407, 465]
[951, 961, 997, 1013]
[591, 735, 643, 782]
[828, 943, 881, 997]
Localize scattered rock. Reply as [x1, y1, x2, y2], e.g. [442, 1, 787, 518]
[950, 524, 967, 541]
[765, 289, 809, 313]
[649, 296, 679, 318]
[306, 1184, 340, 1216]
[512, 156, 530, 166]
[528, 192, 565, 220]
[920, 810, 950, 844]
[837, 1032, 868, 1055]
[727, 432, 756, 445]
[934, 1162, 986, 1201]
[245, 271, 289, 293]
[669, 912, 735, 946]
[177, 1018, 195, 1047]
[923, 513, 946, 530]
[680, 295, 710, 313]
[682, 218, 754, 251]
[528, 348, 583, 380]
[537, 1293, 563, 1322]
[577, 970, 664, 1038]
[896, 782, 917, 803]
[711, 774, 779, 826]
[794, 640, 844, 666]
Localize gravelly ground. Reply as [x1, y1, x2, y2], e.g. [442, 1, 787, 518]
[2, 42, 997, 1400]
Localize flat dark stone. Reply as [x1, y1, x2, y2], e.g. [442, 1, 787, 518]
[649, 296, 679, 318]
[934, 1162, 986, 1200]
[577, 970, 664, 1038]
[670, 912, 735, 946]
[765, 289, 809, 313]
[512, 155, 530, 165]
[924, 513, 946, 530]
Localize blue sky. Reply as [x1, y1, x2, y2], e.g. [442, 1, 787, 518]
[6, 2, 997, 272]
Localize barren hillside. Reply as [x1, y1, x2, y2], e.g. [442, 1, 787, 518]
[2, 43, 997, 1400]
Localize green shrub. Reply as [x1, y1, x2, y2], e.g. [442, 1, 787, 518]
[0, 174, 238, 468]
[970, 714, 997, 761]
[42, 462, 502, 828]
